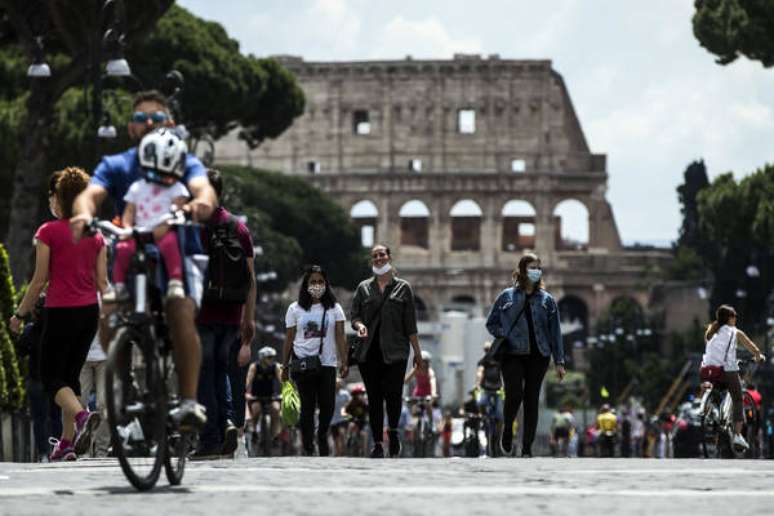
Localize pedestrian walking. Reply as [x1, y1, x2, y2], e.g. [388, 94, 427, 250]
[195, 169, 256, 456]
[78, 335, 110, 457]
[485, 252, 565, 457]
[10, 167, 107, 461]
[281, 265, 349, 456]
[350, 244, 424, 458]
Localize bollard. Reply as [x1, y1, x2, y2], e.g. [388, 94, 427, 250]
[1, 411, 12, 461]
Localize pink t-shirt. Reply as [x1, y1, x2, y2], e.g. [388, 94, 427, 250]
[35, 219, 104, 308]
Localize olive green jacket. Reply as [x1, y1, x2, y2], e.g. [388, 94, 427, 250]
[350, 275, 418, 364]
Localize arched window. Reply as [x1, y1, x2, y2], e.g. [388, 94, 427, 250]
[553, 199, 589, 250]
[501, 200, 537, 252]
[350, 200, 378, 248]
[399, 200, 430, 249]
[450, 199, 482, 251]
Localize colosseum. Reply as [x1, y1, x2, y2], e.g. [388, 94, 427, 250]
[216, 54, 684, 371]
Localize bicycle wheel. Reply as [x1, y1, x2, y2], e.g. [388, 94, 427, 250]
[740, 392, 759, 459]
[261, 413, 272, 457]
[414, 418, 425, 458]
[163, 357, 188, 486]
[105, 327, 166, 491]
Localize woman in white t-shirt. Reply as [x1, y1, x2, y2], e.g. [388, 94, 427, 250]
[701, 304, 765, 450]
[281, 265, 349, 456]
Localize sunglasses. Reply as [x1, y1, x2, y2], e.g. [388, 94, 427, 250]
[131, 111, 169, 124]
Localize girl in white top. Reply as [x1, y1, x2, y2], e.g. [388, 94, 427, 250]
[701, 304, 765, 449]
[281, 265, 348, 456]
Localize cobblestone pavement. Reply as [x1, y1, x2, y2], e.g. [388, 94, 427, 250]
[1, 457, 773, 516]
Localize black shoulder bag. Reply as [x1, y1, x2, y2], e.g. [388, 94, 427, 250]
[484, 297, 528, 364]
[289, 309, 327, 376]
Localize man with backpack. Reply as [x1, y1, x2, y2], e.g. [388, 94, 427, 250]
[195, 168, 256, 456]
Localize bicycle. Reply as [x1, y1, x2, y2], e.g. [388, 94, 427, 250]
[246, 395, 281, 457]
[406, 396, 435, 458]
[699, 358, 759, 459]
[344, 417, 368, 457]
[92, 211, 198, 490]
[479, 390, 501, 458]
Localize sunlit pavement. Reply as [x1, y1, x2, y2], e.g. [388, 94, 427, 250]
[1, 457, 773, 515]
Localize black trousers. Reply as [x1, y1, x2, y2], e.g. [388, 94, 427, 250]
[293, 366, 336, 453]
[358, 340, 407, 444]
[40, 304, 99, 397]
[501, 353, 550, 452]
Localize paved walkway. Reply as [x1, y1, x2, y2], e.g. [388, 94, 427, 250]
[1, 457, 773, 515]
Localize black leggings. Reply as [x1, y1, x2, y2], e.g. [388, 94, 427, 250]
[501, 353, 550, 452]
[358, 341, 407, 444]
[40, 304, 99, 397]
[293, 366, 337, 452]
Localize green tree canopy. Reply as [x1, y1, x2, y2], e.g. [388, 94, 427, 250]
[693, 0, 774, 67]
[0, 2, 305, 283]
[218, 166, 369, 292]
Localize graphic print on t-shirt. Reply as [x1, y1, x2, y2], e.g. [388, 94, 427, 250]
[303, 318, 325, 339]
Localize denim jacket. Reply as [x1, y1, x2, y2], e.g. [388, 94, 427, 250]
[485, 286, 564, 365]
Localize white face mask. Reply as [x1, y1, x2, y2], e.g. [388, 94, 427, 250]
[307, 285, 326, 299]
[372, 263, 392, 276]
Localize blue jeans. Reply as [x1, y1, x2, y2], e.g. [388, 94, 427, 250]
[227, 336, 248, 428]
[477, 390, 503, 421]
[197, 323, 238, 450]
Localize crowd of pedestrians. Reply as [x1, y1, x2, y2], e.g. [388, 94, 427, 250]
[8, 86, 771, 465]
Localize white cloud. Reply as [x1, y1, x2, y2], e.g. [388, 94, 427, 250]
[369, 16, 481, 60]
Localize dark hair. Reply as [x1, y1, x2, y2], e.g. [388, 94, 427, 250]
[371, 244, 391, 257]
[297, 264, 337, 311]
[132, 90, 169, 111]
[512, 252, 545, 291]
[705, 304, 737, 341]
[54, 167, 90, 219]
[207, 168, 223, 199]
[48, 169, 63, 197]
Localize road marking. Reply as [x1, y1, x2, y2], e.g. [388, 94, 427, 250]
[1, 484, 774, 498]
[0, 476, 8, 480]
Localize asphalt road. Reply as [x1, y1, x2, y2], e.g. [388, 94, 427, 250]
[1, 457, 773, 516]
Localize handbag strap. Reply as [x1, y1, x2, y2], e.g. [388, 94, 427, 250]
[503, 294, 528, 338]
[722, 330, 734, 362]
[364, 284, 391, 328]
[318, 308, 327, 355]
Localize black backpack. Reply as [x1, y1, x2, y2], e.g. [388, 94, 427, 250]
[203, 215, 250, 304]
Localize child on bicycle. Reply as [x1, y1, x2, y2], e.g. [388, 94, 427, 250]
[700, 304, 765, 450]
[109, 128, 190, 301]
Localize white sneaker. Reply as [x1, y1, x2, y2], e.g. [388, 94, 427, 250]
[732, 433, 750, 451]
[166, 279, 186, 300]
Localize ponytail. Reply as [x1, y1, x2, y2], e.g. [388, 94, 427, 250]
[705, 321, 719, 341]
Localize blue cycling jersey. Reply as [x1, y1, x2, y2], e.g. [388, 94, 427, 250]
[91, 147, 206, 217]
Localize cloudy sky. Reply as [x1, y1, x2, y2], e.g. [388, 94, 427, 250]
[179, 0, 774, 245]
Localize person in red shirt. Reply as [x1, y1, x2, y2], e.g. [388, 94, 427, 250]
[10, 167, 107, 462]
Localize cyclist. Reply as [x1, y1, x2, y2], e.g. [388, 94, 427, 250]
[405, 350, 438, 426]
[701, 304, 765, 450]
[345, 384, 369, 456]
[551, 404, 576, 457]
[476, 341, 504, 450]
[330, 378, 352, 456]
[245, 346, 282, 444]
[71, 90, 217, 430]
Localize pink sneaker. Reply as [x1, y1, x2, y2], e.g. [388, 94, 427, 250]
[49, 438, 76, 462]
[73, 410, 101, 455]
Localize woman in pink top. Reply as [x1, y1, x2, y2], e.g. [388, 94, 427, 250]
[10, 167, 107, 462]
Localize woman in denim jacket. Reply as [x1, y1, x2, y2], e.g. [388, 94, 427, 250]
[485, 253, 566, 457]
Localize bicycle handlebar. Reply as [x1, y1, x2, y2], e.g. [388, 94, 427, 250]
[89, 210, 189, 239]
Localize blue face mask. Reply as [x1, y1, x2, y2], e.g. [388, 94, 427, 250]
[527, 269, 542, 284]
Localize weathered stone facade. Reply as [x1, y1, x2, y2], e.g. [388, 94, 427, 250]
[216, 54, 675, 357]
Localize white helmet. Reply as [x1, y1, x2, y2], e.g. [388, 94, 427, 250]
[258, 346, 277, 360]
[138, 127, 187, 182]
[421, 350, 432, 362]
